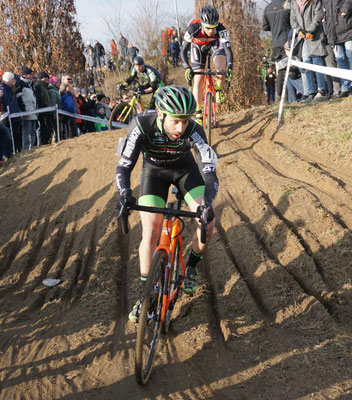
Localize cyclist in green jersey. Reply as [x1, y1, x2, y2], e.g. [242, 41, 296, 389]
[118, 56, 163, 109]
[115, 85, 219, 322]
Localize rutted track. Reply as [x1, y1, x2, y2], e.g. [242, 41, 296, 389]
[0, 98, 352, 399]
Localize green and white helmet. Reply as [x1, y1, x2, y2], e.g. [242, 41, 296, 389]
[155, 85, 197, 118]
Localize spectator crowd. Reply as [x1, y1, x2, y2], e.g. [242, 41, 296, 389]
[0, 67, 124, 165]
[3, 1, 351, 165]
[262, 0, 352, 103]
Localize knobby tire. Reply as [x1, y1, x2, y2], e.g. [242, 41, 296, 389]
[161, 241, 181, 334]
[135, 250, 166, 385]
[205, 92, 213, 146]
[109, 102, 134, 130]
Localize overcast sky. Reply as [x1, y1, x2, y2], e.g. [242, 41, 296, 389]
[75, 0, 195, 48]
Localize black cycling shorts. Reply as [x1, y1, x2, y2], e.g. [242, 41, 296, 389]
[138, 156, 205, 207]
[190, 42, 226, 70]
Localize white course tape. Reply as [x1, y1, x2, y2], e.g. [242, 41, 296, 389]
[9, 106, 56, 119]
[57, 109, 127, 129]
[0, 111, 10, 122]
[291, 59, 352, 81]
[3, 107, 127, 129]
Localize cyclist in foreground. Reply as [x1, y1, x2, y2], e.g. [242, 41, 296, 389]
[180, 5, 234, 125]
[115, 85, 219, 322]
[118, 56, 163, 109]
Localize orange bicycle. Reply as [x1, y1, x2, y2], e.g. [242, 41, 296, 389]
[120, 187, 207, 385]
[193, 54, 226, 146]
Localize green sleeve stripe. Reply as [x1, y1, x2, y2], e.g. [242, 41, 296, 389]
[184, 185, 205, 205]
[138, 195, 166, 207]
[135, 118, 145, 135]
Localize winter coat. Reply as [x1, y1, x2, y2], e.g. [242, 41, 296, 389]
[290, 0, 328, 57]
[265, 72, 277, 87]
[127, 46, 139, 61]
[0, 82, 21, 122]
[61, 91, 78, 114]
[119, 37, 128, 49]
[48, 84, 62, 109]
[94, 115, 109, 132]
[86, 48, 97, 68]
[321, 0, 352, 44]
[170, 41, 180, 55]
[16, 77, 38, 120]
[263, 0, 291, 48]
[95, 102, 111, 119]
[34, 80, 52, 108]
[94, 42, 105, 57]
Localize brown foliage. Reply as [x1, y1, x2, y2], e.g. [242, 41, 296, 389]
[195, 0, 263, 111]
[0, 0, 84, 75]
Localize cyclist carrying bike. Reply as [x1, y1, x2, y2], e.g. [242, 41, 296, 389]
[180, 5, 234, 125]
[118, 56, 164, 110]
[115, 85, 219, 322]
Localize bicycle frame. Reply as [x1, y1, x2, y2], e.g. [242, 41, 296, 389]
[124, 189, 207, 385]
[116, 95, 139, 123]
[193, 55, 226, 145]
[156, 215, 186, 323]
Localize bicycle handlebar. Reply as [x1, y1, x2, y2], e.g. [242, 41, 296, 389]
[193, 71, 227, 76]
[128, 204, 199, 218]
[120, 197, 208, 244]
[116, 86, 143, 98]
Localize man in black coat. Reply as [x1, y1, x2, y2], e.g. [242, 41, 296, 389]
[263, 0, 291, 97]
[34, 71, 54, 145]
[94, 41, 106, 68]
[322, 0, 352, 97]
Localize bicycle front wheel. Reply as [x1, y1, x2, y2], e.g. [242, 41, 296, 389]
[109, 102, 134, 130]
[162, 241, 181, 334]
[135, 250, 166, 385]
[204, 92, 213, 146]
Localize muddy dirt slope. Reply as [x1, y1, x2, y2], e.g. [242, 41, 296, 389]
[1, 97, 352, 399]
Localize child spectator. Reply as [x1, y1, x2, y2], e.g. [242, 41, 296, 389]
[94, 104, 109, 132]
[265, 67, 276, 105]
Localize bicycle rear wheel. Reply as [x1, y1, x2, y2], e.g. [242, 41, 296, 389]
[109, 102, 134, 130]
[204, 92, 213, 146]
[135, 250, 166, 385]
[162, 241, 181, 334]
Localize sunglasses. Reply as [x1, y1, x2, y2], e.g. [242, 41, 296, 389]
[202, 23, 218, 29]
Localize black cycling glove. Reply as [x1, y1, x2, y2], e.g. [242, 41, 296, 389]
[117, 189, 136, 219]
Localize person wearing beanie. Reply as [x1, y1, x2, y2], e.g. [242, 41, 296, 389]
[48, 76, 62, 109]
[16, 66, 38, 150]
[34, 71, 54, 145]
[36, 71, 49, 80]
[94, 104, 108, 132]
[47, 76, 62, 141]
[95, 93, 111, 120]
[0, 71, 22, 153]
[77, 88, 95, 133]
[60, 82, 78, 139]
[2, 72, 15, 82]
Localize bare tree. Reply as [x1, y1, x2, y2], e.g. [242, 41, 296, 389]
[0, 0, 84, 75]
[128, 0, 170, 56]
[99, 0, 126, 44]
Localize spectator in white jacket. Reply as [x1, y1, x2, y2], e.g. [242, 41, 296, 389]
[16, 66, 38, 150]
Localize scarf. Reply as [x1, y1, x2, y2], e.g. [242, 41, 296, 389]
[296, 0, 307, 14]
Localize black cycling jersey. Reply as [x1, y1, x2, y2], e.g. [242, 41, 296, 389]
[115, 110, 219, 204]
[180, 18, 233, 70]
